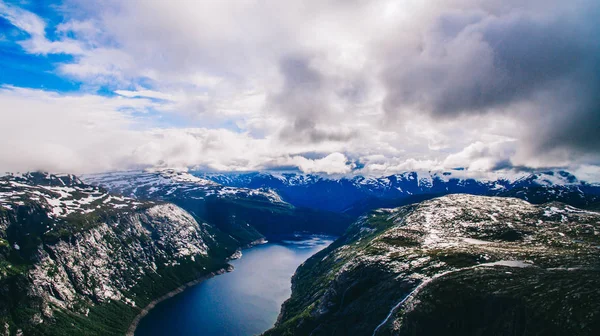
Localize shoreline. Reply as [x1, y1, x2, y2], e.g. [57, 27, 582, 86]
[126, 267, 231, 336]
[127, 238, 267, 336]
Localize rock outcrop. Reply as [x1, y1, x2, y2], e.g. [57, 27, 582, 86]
[0, 172, 238, 335]
[265, 194, 600, 336]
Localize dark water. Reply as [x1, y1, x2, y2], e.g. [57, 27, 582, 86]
[135, 236, 333, 336]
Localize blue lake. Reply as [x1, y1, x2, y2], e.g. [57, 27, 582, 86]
[135, 236, 333, 336]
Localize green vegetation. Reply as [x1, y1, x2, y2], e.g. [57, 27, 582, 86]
[265, 196, 600, 336]
[0, 196, 240, 335]
[396, 268, 600, 335]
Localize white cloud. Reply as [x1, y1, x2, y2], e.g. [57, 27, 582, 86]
[0, 0, 598, 180]
[443, 140, 517, 171]
[114, 89, 176, 101]
[0, 1, 83, 54]
[284, 153, 354, 175]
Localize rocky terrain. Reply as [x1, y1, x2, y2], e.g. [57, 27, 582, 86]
[0, 172, 240, 335]
[4, 171, 600, 336]
[265, 194, 600, 336]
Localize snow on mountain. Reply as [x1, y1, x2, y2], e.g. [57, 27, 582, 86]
[0, 171, 243, 335]
[196, 170, 600, 213]
[265, 194, 600, 336]
[83, 169, 284, 204]
[0, 172, 145, 220]
[81, 169, 355, 245]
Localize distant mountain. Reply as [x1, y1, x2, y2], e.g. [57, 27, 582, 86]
[264, 194, 600, 336]
[0, 172, 241, 335]
[197, 170, 600, 214]
[83, 170, 353, 241]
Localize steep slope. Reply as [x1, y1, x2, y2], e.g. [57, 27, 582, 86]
[84, 170, 353, 241]
[0, 172, 239, 335]
[265, 195, 600, 336]
[198, 171, 600, 214]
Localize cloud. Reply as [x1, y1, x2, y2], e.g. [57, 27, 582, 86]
[0, 86, 144, 173]
[1, 0, 599, 179]
[379, 0, 600, 163]
[0, 87, 353, 174]
[282, 153, 354, 175]
[114, 89, 176, 101]
[443, 141, 517, 171]
[0, 1, 82, 54]
[361, 158, 444, 175]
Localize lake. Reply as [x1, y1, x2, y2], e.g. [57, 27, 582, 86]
[135, 235, 333, 336]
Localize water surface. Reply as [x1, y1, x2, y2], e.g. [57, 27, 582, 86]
[135, 235, 332, 336]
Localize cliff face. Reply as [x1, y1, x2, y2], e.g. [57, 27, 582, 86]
[265, 194, 600, 336]
[0, 173, 238, 335]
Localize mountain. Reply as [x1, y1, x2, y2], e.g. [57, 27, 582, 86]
[0, 172, 241, 335]
[264, 194, 600, 336]
[83, 170, 353, 241]
[5, 170, 599, 335]
[197, 170, 600, 214]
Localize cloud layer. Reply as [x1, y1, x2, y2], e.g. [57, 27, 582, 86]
[0, 0, 598, 177]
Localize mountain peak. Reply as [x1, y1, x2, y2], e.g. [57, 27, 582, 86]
[2, 171, 84, 187]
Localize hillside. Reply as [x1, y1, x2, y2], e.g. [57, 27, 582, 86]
[265, 194, 600, 336]
[0, 172, 240, 335]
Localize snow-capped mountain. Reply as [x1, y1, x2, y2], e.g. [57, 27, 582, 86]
[83, 169, 284, 204]
[83, 169, 353, 241]
[0, 172, 242, 335]
[1, 172, 146, 220]
[196, 170, 600, 213]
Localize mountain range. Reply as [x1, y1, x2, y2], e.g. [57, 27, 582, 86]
[0, 172, 249, 335]
[197, 170, 600, 215]
[1, 169, 599, 335]
[83, 170, 353, 242]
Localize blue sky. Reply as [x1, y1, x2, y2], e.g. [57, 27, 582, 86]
[0, 2, 79, 92]
[0, 0, 599, 180]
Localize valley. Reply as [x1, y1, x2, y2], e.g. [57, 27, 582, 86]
[134, 236, 332, 336]
[1, 169, 599, 336]
[3, 1, 599, 335]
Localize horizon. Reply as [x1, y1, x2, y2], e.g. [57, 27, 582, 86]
[4, 167, 600, 184]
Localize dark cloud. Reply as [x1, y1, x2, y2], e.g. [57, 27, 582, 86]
[269, 55, 326, 141]
[278, 119, 360, 144]
[491, 160, 539, 173]
[380, 0, 600, 160]
[269, 54, 365, 144]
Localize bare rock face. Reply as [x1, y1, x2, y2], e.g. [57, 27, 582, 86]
[265, 194, 600, 336]
[0, 173, 238, 335]
[29, 203, 213, 310]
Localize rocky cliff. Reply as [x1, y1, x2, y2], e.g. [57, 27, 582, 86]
[265, 194, 600, 336]
[0, 172, 239, 335]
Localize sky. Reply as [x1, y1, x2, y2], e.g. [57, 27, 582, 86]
[0, 0, 599, 179]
